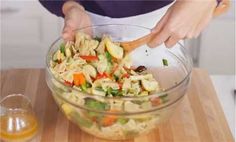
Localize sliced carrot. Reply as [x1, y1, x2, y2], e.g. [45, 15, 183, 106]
[121, 73, 130, 78]
[101, 110, 118, 126]
[95, 72, 109, 80]
[151, 97, 162, 106]
[73, 73, 86, 86]
[80, 55, 98, 61]
[118, 83, 123, 90]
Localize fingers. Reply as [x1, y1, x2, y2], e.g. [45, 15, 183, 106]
[62, 8, 83, 41]
[148, 23, 188, 48]
[65, 18, 78, 29]
[165, 35, 181, 48]
[63, 23, 74, 41]
[147, 9, 171, 48]
[147, 0, 215, 48]
[62, 8, 92, 41]
[62, 17, 79, 41]
[62, 29, 74, 41]
[148, 27, 171, 48]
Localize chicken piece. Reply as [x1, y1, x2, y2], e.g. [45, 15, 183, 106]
[60, 70, 74, 83]
[96, 36, 110, 54]
[96, 54, 108, 74]
[122, 78, 131, 91]
[54, 60, 66, 73]
[83, 64, 97, 78]
[79, 40, 90, 55]
[75, 32, 91, 50]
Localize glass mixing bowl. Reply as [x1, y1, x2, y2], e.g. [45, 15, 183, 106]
[45, 24, 192, 140]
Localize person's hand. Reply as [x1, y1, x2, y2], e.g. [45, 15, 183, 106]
[62, 1, 92, 41]
[148, 0, 217, 48]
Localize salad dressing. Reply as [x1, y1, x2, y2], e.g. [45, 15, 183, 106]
[0, 112, 38, 142]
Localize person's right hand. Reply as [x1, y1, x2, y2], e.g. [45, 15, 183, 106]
[62, 1, 92, 41]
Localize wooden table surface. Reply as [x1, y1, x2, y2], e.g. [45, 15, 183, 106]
[0, 69, 234, 142]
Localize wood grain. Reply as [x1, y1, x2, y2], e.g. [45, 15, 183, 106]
[0, 69, 234, 142]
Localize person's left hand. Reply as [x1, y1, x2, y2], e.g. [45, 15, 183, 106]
[148, 0, 217, 48]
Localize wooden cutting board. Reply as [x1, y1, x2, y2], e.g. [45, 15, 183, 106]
[0, 69, 234, 142]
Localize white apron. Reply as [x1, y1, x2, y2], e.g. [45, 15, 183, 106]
[88, 4, 171, 29]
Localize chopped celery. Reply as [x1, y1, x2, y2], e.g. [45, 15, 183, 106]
[85, 98, 109, 111]
[106, 62, 113, 74]
[106, 87, 122, 97]
[70, 111, 93, 128]
[117, 117, 129, 125]
[95, 86, 104, 92]
[162, 58, 168, 66]
[105, 51, 112, 63]
[61, 104, 92, 128]
[80, 82, 92, 92]
[105, 51, 113, 74]
[60, 43, 65, 55]
[159, 94, 168, 103]
[80, 83, 87, 92]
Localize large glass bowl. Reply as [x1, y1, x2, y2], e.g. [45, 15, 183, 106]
[45, 24, 192, 140]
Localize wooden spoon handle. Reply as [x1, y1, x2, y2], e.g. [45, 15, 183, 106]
[214, 0, 230, 16]
[131, 33, 153, 47]
[121, 33, 153, 52]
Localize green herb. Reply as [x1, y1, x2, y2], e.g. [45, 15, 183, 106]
[60, 43, 65, 55]
[106, 87, 122, 97]
[117, 117, 129, 125]
[95, 86, 104, 92]
[105, 51, 112, 63]
[162, 58, 168, 66]
[80, 83, 87, 92]
[94, 36, 102, 42]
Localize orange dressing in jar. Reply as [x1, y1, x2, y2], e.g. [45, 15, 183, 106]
[0, 94, 39, 142]
[0, 111, 38, 142]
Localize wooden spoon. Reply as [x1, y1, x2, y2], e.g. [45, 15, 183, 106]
[214, 0, 230, 16]
[120, 33, 154, 53]
[121, 0, 230, 52]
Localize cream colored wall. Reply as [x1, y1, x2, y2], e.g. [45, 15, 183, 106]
[1, 1, 63, 69]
